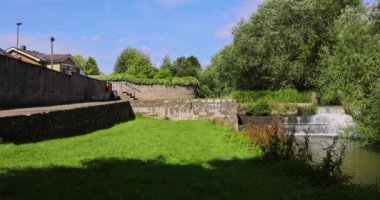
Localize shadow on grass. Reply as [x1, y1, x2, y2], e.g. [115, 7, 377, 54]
[0, 158, 379, 200]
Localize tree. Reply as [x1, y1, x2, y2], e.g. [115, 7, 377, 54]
[74, 55, 86, 71]
[211, 0, 361, 91]
[113, 47, 157, 78]
[155, 55, 174, 79]
[114, 48, 147, 73]
[125, 55, 157, 78]
[318, 7, 380, 145]
[160, 55, 173, 69]
[369, 0, 380, 33]
[172, 56, 201, 77]
[84, 56, 101, 75]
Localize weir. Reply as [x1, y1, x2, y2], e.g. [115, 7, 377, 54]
[240, 106, 355, 136]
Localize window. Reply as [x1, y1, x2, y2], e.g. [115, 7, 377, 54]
[61, 64, 72, 75]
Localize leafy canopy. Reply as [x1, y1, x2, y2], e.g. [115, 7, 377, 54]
[114, 48, 157, 78]
[172, 56, 201, 78]
[206, 0, 360, 93]
[84, 56, 101, 75]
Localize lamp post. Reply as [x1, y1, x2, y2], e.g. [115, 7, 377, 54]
[16, 22, 22, 58]
[50, 36, 55, 68]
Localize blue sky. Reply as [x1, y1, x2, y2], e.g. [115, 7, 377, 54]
[0, 0, 375, 74]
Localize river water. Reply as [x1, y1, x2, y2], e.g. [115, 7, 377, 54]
[240, 106, 380, 186]
[307, 136, 380, 186]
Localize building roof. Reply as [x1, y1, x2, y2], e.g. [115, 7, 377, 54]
[6, 47, 79, 66]
[0, 48, 12, 57]
[40, 54, 72, 62]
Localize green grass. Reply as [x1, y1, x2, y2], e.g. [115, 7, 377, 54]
[231, 89, 312, 104]
[0, 118, 378, 199]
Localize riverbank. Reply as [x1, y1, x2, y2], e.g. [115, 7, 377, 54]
[0, 118, 378, 199]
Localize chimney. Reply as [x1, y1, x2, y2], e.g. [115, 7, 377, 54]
[20, 45, 26, 50]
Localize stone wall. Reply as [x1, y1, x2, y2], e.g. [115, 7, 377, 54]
[130, 99, 238, 130]
[0, 101, 134, 143]
[0, 55, 112, 108]
[111, 82, 196, 100]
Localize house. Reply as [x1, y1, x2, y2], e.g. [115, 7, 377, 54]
[0, 48, 12, 57]
[6, 46, 81, 75]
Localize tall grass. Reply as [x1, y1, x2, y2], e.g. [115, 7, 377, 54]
[231, 89, 312, 104]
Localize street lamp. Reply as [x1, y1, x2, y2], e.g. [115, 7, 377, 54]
[50, 36, 55, 68]
[16, 22, 22, 58]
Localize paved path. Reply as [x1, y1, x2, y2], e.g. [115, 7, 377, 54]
[0, 100, 128, 118]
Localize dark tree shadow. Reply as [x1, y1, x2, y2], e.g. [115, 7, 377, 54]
[0, 158, 378, 200]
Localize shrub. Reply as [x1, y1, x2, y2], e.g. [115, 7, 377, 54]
[245, 119, 294, 160]
[231, 89, 312, 104]
[246, 102, 271, 116]
[93, 74, 200, 86]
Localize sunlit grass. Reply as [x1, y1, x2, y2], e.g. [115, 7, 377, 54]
[0, 118, 378, 199]
[231, 89, 312, 104]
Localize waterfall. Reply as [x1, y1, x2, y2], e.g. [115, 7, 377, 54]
[286, 106, 355, 136]
[240, 106, 355, 136]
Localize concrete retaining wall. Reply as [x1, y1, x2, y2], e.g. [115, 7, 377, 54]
[111, 82, 196, 100]
[0, 101, 134, 143]
[0, 55, 112, 108]
[130, 99, 238, 130]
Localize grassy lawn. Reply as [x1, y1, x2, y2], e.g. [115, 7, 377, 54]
[0, 118, 379, 199]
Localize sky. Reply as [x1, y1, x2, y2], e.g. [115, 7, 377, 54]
[0, 0, 375, 74]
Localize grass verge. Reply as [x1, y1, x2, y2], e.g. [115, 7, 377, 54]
[0, 118, 378, 199]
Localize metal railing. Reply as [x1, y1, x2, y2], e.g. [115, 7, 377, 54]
[120, 82, 140, 99]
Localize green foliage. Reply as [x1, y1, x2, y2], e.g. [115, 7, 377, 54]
[358, 83, 380, 146]
[160, 55, 173, 69]
[114, 48, 156, 76]
[155, 55, 174, 79]
[246, 101, 271, 116]
[84, 56, 101, 75]
[94, 73, 199, 86]
[125, 55, 157, 78]
[172, 56, 201, 77]
[154, 67, 173, 79]
[318, 6, 380, 145]
[318, 7, 380, 104]
[231, 89, 312, 104]
[369, 0, 380, 33]
[74, 55, 86, 71]
[209, 0, 360, 92]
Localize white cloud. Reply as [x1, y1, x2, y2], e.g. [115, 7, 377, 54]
[214, 0, 262, 39]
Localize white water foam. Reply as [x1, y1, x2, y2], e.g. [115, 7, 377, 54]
[287, 106, 355, 136]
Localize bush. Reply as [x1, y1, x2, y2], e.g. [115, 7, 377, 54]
[93, 74, 200, 86]
[245, 119, 294, 160]
[246, 102, 271, 116]
[231, 89, 312, 104]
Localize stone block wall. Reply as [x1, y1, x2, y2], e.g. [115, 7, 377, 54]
[111, 82, 196, 100]
[0, 55, 112, 108]
[130, 99, 238, 130]
[0, 101, 134, 143]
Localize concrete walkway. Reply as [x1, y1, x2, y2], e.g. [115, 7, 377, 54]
[0, 100, 128, 118]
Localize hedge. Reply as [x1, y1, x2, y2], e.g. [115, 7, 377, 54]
[93, 74, 200, 86]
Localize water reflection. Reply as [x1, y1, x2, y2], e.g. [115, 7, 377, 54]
[305, 136, 380, 186]
[240, 106, 380, 186]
